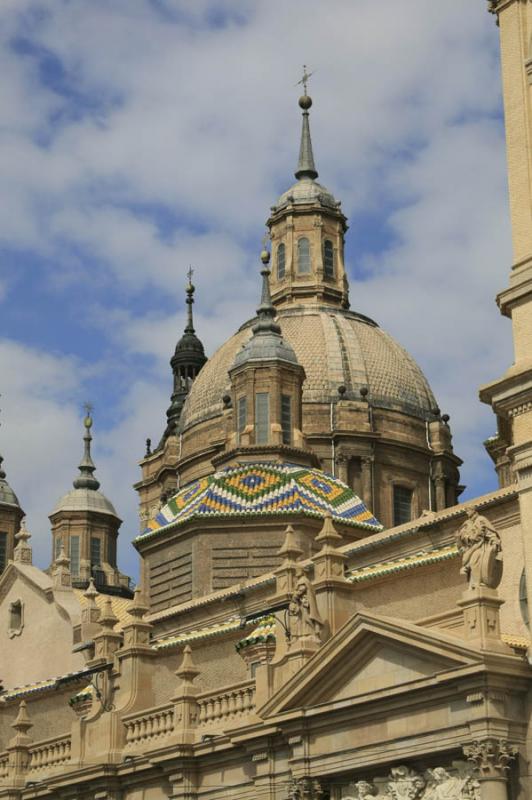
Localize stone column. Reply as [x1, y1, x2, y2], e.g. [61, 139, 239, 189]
[434, 474, 446, 512]
[6, 701, 33, 788]
[360, 456, 373, 510]
[463, 739, 518, 800]
[172, 645, 200, 745]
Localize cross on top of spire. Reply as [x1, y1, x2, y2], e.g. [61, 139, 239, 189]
[296, 64, 314, 96]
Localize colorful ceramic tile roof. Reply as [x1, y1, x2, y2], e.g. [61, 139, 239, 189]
[347, 544, 459, 584]
[235, 616, 276, 651]
[501, 633, 530, 652]
[137, 463, 382, 542]
[0, 667, 95, 703]
[153, 615, 261, 650]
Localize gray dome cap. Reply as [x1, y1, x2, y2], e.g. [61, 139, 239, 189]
[0, 456, 20, 508]
[275, 177, 339, 212]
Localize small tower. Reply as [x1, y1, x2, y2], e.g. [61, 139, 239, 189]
[221, 247, 315, 468]
[49, 408, 131, 597]
[267, 73, 349, 310]
[159, 270, 207, 447]
[0, 453, 24, 574]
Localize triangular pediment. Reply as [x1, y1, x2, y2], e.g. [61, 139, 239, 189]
[259, 611, 484, 718]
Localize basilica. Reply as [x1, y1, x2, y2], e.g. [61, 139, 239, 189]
[0, 2, 531, 799]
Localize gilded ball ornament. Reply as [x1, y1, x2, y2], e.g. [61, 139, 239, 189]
[299, 94, 312, 110]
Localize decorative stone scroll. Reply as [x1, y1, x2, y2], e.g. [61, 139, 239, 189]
[455, 508, 503, 590]
[339, 762, 480, 799]
[463, 739, 518, 779]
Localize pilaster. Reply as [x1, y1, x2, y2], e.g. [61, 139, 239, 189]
[171, 646, 200, 745]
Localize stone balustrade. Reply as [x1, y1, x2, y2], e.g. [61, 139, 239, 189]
[28, 735, 71, 772]
[197, 680, 255, 727]
[123, 703, 175, 748]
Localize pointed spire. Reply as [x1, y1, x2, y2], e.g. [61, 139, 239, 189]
[176, 644, 200, 685]
[73, 405, 100, 491]
[184, 266, 196, 334]
[11, 701, 32, 737]
[252, 249, 282, 335]
[295, 92, 318, 181]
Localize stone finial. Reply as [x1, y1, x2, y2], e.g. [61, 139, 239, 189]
[315, 512, 342, 547]
[128, 586, 149, 621]
[11, 701, 32, 738]
[81, 577, 100, 627]
[52, 544, 72, 590]
[176, 644, 200, 686]
[278, 524, 303, 564]
[99, 597, 118, 631]
[455, 507, 503, 590]
[13, 518, 32, 564]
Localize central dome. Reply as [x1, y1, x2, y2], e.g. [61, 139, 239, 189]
[181, 305, 436, 433]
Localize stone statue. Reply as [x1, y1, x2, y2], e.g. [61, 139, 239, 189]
[455, 508, 503, 590]
[352, 780, 378, 799]
[423, 767, 478, 799]
[288, 570, 323, 644]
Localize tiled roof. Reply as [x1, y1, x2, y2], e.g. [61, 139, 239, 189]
[1, 667, 96, 702]
[137, 462, 382, 542]
[153, 616, 260, 650]
[235, 616, 276, 651]
[347, 544, 459, 583]
[501, 633, 529, 651]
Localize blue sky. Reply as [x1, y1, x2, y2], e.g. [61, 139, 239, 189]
[0, 1, 512, 580]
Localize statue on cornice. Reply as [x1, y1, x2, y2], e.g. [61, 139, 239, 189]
[288, 570, 323, 644]
[455, 507, 503, 590]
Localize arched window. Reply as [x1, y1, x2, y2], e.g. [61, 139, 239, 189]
[324, 240, 334, 277]
[277, 243, 286, 279]
[297, 237, 311, 274]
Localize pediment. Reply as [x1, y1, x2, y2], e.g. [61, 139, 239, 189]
[259, 611, 483, 718]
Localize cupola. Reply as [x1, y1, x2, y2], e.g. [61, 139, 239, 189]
[267, 85, 349, 310]
[0, 452, 24, 574]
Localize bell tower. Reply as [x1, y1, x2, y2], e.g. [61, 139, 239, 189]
[267, 76, 349, 310]
[480, 0, 532, 627]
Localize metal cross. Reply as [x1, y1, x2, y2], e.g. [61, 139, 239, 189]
[84, 401, 93, 416]
[262, 231, 270, 249]
[296, 64, 314, 94]
[187, 266, 194, 283]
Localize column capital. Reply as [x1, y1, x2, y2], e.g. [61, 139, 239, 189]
[463, 738, 518, 779]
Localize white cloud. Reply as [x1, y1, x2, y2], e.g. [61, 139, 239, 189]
[0, 0, 514, 579]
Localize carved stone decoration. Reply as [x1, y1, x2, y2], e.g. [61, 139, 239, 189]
[386, 766, 425, 799]
[455, 508, 503, 590]
[423, 767, 478, 799]
[351, 780, 378, 799]
[288, 569, 323, 644]
[288, 776, 326, 800]
[463, 738, 518, 779]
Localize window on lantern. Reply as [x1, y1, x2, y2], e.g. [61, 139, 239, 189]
[255, 392, 270, 444]
[0, 532, 7, 573]
[70, 535, 80, 577]
[297, 237, 311, 274]
[393, 486, 413, 526]
[324, 240, 334, 277]
[277, 243, 286, 279]
[90, 537, 102, 567]
[237, 396, 247, 442]
[281, 395, 292, 445]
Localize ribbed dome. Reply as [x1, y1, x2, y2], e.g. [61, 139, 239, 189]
[181, 305, 437, 432]
[51, 487, 118, 517]
[275, 177, 338, 211]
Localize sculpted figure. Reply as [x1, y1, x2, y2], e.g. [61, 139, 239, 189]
[288, 570, 323, 644]
[353, 780, 378, 799]
[455, 508, 503, 589]
[424, 767, 477, 800]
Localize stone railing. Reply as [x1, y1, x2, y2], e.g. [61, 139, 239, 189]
[197, 680, 255, 728]
[123, 703, 175, 748]
[28, 734, 71, 772]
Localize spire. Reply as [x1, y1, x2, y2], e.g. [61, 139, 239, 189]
[295, 67, 318, 181]
[253, 249, 282, 335]
[184, 266, 195, 334]
[73, 405, 100, 491]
